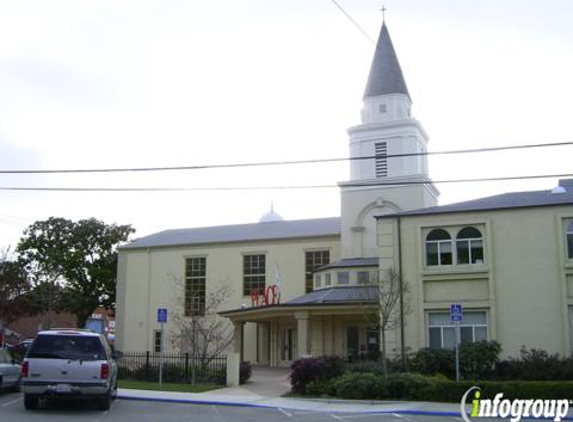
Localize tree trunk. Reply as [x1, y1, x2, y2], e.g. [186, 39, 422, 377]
[381, 328, 388, 378]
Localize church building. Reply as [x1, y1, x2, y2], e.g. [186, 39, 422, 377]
[115, 20, 573, 386]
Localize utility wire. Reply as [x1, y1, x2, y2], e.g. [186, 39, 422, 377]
[1, 173, 572, 193]
[0, 142, 571, 175]
[329, 0, 376, 44]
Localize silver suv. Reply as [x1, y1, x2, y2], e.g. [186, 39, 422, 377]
[21, 329, 118, 410]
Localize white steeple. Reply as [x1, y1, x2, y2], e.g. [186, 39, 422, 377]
[339, 21, 439, 258]
[349, 21, 430, 182]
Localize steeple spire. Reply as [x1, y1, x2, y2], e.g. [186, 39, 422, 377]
[363, 21, 410, 100]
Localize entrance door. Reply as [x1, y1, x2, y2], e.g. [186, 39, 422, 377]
[367, 328, 380, 360]
[280, 328, 294, 361]
[347, 326, 359, 361]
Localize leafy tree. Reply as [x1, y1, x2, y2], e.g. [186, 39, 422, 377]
[17, 217, 134, 327]
[0, 248, 38, 329]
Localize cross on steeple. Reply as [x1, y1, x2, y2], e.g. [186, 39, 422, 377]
[381, 5, 387, 22]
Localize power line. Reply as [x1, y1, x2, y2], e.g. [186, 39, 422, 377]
[328, 0, 376, 44]
[0, 212, 32, 223]
[1, 173, 572, 193]
[0, 141, 571, 175]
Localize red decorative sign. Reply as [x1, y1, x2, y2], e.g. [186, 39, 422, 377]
[251, 285, 280, 307]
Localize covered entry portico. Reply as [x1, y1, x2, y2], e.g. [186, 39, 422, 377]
[221, 286, 379, 386]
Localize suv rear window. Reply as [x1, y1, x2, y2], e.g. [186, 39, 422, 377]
[0, 349, 12, 363]
[27, 335, 106, 361]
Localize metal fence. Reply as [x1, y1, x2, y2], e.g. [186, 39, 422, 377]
[116, 351, 227, 385]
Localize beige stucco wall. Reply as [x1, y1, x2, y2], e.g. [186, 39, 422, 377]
[115, 235, 341, 359]
[380, 205, 573, 359]
[340, 181, 438, 258]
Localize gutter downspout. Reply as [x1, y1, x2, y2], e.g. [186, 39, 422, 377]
[397, 216, 406, 369]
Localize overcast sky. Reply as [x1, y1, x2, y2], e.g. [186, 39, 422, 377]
[0, 0, 572, 250]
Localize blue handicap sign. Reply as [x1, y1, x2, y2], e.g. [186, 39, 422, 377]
[450, 303, 463, 322]
[157, 308, 168, 323]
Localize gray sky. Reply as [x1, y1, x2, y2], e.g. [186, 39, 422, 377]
[0, 0, 572, 249]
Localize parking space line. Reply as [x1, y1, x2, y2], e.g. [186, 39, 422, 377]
[0, 396, 22, 407]
[278, 407, 293, 417]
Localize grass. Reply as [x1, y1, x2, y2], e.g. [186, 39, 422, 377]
[118, 379, 222, 393]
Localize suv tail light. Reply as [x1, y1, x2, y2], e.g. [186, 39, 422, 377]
[22, 361, 29, 378]
[100, 363, 110, 379]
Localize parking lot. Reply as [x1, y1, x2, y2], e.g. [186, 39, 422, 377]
[1, 391, 511, 422]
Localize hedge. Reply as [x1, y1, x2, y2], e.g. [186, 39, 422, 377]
[325, 373, 573, 402]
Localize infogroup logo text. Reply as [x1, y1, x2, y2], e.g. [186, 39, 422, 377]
[460, 386, 570, 422]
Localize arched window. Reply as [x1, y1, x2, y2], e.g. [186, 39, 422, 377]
[567, 223, 573, 259]
[456, 227, 484, 264]
[426, 229, 452, 266]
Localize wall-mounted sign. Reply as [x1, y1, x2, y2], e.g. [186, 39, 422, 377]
[251, 285, 280, 307]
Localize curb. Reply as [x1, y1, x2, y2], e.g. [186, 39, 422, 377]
[118, 394, 573, 420]
[117, 394, 459, 417]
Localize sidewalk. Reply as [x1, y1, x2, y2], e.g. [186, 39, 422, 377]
[117, 387, 465, 417]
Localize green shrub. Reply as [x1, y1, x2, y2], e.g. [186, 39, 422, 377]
[346, 360, 386, 376]
[305, 378, 336, 397]
[384, 372, 437, 400]
[410, 347, 455, 378]
[289, 356, 345, 394]
[410, 341, 502, 380]
[496, 347, 573, 381]
[333, 372, 380, 400]
[460, 340, 501, 380]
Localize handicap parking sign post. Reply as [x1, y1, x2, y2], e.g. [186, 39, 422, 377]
[157, 308, 167, 385]
[450, 303, 463, 323]
[450, 304, 463, 382]
[157, 308, 167, 323]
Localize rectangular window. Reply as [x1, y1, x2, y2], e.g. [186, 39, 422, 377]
[375, 142, 388, 178]
[427, 311, 487, 349]
[244, 254, 266, 296]
[314, 274, 321, 289]
[567, 222, 573, 260]
[357, 271, 370, 284]
[185, 257, 206, 317]
[305, 250, 330, 293]
[153, 330, 162, 353]
[324, 273, 331, 286]
[337, 271, 350, 285]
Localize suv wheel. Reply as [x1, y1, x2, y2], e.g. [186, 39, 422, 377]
[111, 380, 118, 400]
[24, 394, 39, 410]
[97, 390, 112, 410]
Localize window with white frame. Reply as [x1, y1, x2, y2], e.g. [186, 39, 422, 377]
[357, 271, 370, 284]
[153, 330, 162, 353]
[426, 229, 453, 266]
[185, 257, 206, 317]
[314, 274, 321, 289]
[337, 271, 350, 285]
[243, 254, 266, 296]
[305, 250, 330, 293]
[428, 311, 487, 349]
[324, 273, 332, 286]
[456, 227, 484, 264]
[567, 222, 573, 260]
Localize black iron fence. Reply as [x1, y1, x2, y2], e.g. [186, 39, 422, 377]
[116, 351, 227, 385]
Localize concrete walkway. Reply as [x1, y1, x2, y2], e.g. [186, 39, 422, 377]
[210, 365, 291, 398]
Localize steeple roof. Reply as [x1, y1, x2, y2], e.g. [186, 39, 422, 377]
[363, 22, 411, 100]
